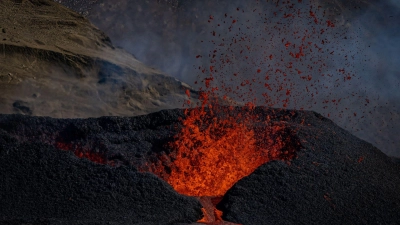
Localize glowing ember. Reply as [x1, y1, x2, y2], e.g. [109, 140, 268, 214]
[55, 141, 106, 164]
[197, 197, 224, 223]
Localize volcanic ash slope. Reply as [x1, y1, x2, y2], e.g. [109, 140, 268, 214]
[0, 0, 196, 118]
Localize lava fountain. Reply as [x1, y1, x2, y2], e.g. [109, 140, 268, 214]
[151, 104, 295, 197]
[55, 0, 364, 223]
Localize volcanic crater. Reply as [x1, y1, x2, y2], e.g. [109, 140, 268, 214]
[1, 0, 400, 224]
[1, 107, 400, 224]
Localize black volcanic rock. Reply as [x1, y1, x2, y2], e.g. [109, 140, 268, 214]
[218, 110, 400, 225]
[0, 107, 399, 224]
[0, 110, 187, 169]
[0, 133, 202, 224]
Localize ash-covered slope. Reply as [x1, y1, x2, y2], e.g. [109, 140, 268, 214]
[0, 0, 196, 118]
[0, 107, 399, 224]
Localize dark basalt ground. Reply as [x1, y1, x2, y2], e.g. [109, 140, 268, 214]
[0, 107, 399, 225]
[218, 108, 400, 225]
[0, 109, 202, 225]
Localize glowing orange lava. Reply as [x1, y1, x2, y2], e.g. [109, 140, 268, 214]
[55, 141, 106, 164]
[147, 101, 291, 197]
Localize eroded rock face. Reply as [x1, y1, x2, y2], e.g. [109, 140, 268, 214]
[0, 0, 197, 118]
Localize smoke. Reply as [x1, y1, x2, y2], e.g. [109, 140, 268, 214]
[57, 0, 399, 157]
[329, 0, 400, 157]
[53, 0, 98, 16]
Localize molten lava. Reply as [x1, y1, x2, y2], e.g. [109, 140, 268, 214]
[169, 109, 258, 196]
[55, 141, 106, 165]
[147, 103, 293, 197]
